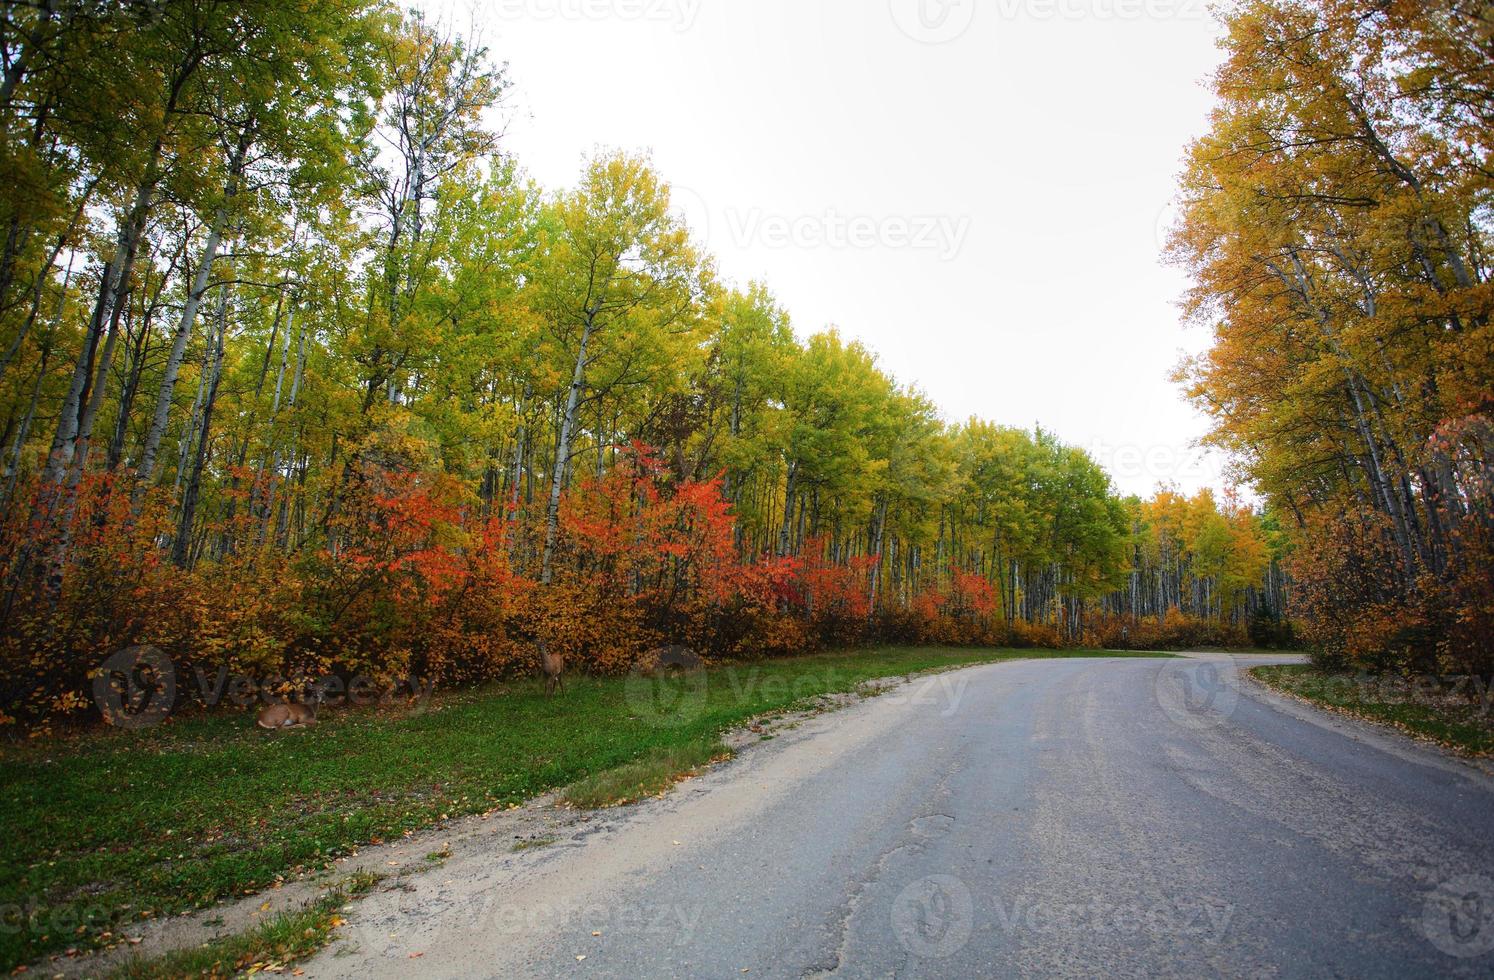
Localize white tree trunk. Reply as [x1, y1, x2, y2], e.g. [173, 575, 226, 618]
[540, 316, 594, 586]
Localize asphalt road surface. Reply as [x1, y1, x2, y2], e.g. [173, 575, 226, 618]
[306, 655, 1494, 979]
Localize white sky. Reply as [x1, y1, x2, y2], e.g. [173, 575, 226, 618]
[421, 0, 1230, 499]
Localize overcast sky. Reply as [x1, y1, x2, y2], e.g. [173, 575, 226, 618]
[420, 0, 1228, 498]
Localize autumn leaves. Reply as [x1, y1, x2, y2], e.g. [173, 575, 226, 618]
[1169, 0, 1493, 674]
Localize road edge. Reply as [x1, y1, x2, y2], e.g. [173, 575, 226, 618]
[1239, 664, 1494, 780]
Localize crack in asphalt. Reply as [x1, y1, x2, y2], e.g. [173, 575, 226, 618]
[802, 795, 960, 979]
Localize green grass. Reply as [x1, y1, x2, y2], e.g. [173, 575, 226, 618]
[110, 871, 380, 979]
[1251, 664, 1494, 756]
[562, 738, 733, 808]
[0, 645, 1165, 970]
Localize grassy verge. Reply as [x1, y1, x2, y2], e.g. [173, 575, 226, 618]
[562, 738, 733, 808]
[111, 871, 380, 979]
[1250, 664, 1494, 756]
[0, 645, 1166, 970]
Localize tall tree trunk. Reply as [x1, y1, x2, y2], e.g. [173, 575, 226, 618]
[134, 136, 248, 495]
[540, 315, 594, 586]
[65, 288, 125, 482]
[38, 261, 110, 492]
[38, 155, 160, 494]
[867, 495, 888, 618]
[0, 227, 72, 386]
[778, 460, 798, 557]
[173, 285, 228, 567]
[1, 339, 49, 507]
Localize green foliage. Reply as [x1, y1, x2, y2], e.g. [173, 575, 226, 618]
[0, 6, 1287, 733]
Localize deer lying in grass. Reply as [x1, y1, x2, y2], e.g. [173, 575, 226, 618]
[257, 688, 322, 730]
[539, 640, 565, 696]
[640, 644, 702, 677]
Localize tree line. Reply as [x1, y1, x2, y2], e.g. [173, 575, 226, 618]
[1171, 0, 1492, 676]
[0, 1, 1285, 726]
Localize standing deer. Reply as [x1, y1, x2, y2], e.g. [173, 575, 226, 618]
[539, 640, 565, 696]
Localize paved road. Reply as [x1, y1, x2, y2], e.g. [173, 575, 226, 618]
[308, 655, 1494, 978]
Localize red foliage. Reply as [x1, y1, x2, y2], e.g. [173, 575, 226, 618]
[947, 568, 999, 620]
[558, 444, 756, 607]
[0, 439, 1321, 731]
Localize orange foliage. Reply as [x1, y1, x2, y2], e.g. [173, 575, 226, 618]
[0, 440, 1305, 731]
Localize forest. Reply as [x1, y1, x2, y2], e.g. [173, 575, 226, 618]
[1, 0, 1485, 729]
[1170, 0, 1492, 678]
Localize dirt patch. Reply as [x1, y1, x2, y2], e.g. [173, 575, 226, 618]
[41, 797, 584, 978]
